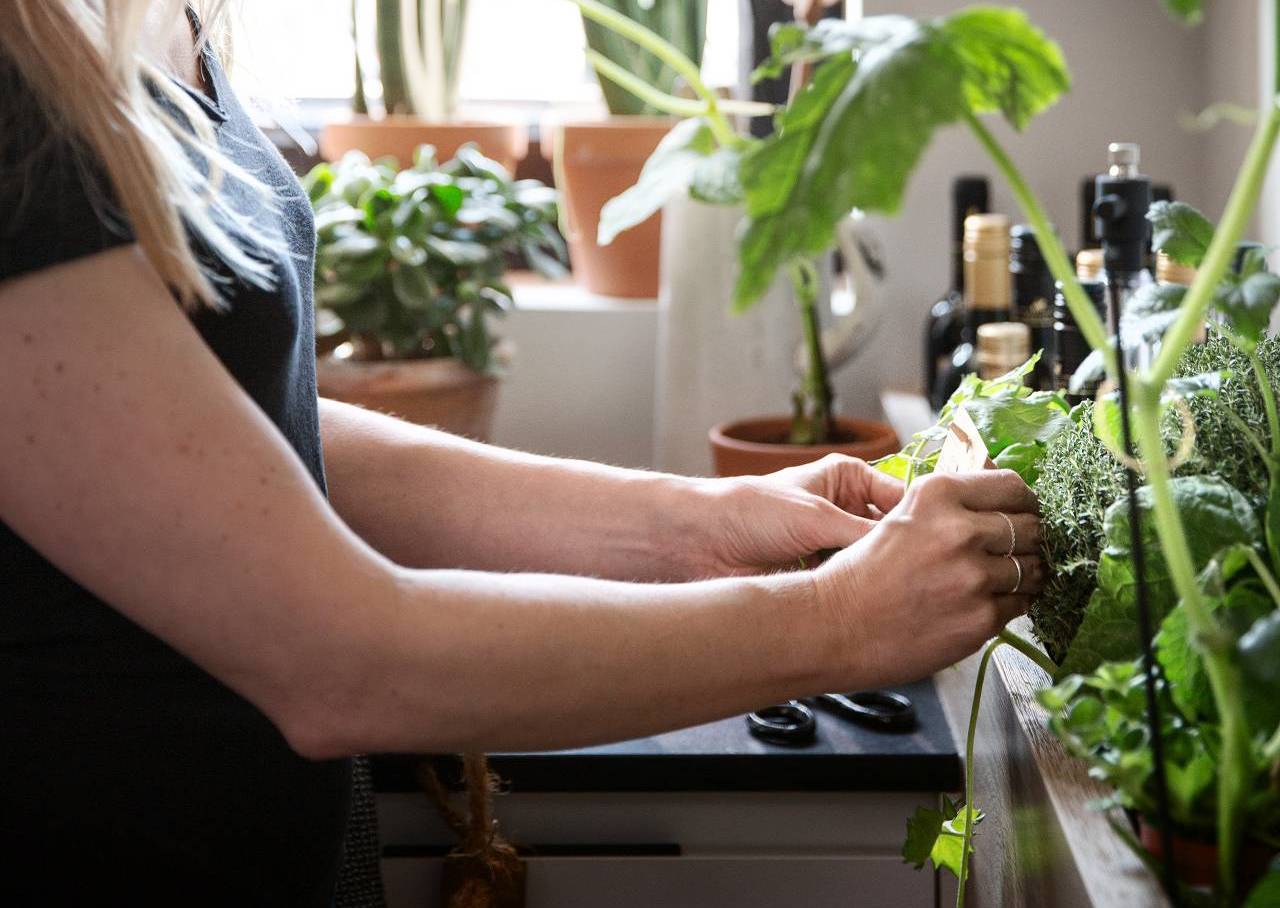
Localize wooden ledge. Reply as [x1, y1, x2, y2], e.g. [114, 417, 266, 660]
[934, 619, 1169, 908]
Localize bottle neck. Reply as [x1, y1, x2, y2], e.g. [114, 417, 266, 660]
[951, 244, 965, 294]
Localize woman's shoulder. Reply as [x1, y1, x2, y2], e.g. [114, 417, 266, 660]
[0, 52, 135, 284]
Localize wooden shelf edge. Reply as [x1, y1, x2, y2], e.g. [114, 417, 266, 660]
[933, 619, 1169, 908]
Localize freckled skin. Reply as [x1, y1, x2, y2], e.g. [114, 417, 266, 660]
[54, 362, 64, 374]
[21, 333, 33, 345]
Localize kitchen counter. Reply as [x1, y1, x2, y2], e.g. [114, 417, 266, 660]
[373, 678, 960, 794]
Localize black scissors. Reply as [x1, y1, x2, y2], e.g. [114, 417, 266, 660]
[746, 691, 916, 745]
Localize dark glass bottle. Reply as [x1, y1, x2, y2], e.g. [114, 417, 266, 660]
[1078, 175, 1101, 256]
[1051, 279, 1108, 405]
[925, 176, 990, 408]
[1010, 225, 1056, 390]
[936, 213, 1012, 405]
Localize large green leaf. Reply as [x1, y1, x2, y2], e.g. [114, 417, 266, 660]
[1057, 477, 1259, 677]
[735, 7, 1069, 309]
[938, 7, 1070, 130]
[597, 118, 710, 246]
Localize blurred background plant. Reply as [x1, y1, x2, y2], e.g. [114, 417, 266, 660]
[305, 144, 565, 371]
[356, 0, 469, 120]
[580, 0, 707, 116]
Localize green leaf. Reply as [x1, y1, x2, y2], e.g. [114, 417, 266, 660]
[902, 803, 945, 869]
[303, 163, 335, 205]
[598, 118, 708, 246]
[424, 236, 491, 266]
[901, 798, 982, 878]
[1215, 269, 1280, 343]
[938, 7, 1070, 130]
[1161, 370, 1231, 403]
[735, 7, 1068, 309]
[391, 264, 434, 310]
[1243, 860, 1280, 907]
[1239, 611, 1280, 699]
[429, 183, 465, 218]
[1058, 478, 1260, 677]
[753, 16, 917, 82]
[993, 441, 1045, 484]
[964, 393, 1072, 452]
[736, 21, 960, 309]
[689, 147, 745, 206]
[1148, 200, 1215, 267]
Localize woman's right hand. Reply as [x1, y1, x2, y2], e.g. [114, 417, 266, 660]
[813, 469, 1044, 689]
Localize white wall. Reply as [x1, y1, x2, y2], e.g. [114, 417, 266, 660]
[494, 1, 1268, 471]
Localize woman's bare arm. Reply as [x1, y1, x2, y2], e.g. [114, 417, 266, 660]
[0, 246, 1043, 760]
[0, 246, 837, 756]
[319, 399, 714, 580]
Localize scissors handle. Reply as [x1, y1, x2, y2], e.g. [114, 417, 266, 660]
[746, 700, 816, 745]
[817, 690, 916, 732]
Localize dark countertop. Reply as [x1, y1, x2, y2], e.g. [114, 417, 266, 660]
[373, 678, 961, 794]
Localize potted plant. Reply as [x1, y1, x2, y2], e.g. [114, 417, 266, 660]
[568, 0, 899, 474]
[320, 0, 527, 174]
[549, 0, 707, 299]
[304, 144, 566, 441]
[723, 0, 1280, 903]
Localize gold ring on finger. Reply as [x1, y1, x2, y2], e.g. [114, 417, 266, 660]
[1005, 554, 1023, 595]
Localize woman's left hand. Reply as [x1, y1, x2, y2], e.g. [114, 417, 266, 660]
[693, 454, 905, 576]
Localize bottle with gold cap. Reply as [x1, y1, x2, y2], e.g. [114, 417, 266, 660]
[933, 213, 1012, 406]
[977, 322, 1032, 381]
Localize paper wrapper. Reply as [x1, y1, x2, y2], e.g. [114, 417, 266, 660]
[935, 407, 995, 474]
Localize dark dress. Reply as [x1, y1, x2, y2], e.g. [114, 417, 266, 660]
[0, 30, 383, 908]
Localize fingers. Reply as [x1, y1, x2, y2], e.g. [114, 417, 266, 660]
[814, 454, 906, 517]
[991, 594, 1032, 625]
[974, 510, 1041, 555]
[938, 469, 1039, 515]
[987, 553, 1045, 596]
[811, 507, 879, 551]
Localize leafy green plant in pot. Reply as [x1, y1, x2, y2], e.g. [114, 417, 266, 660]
[732, 0, 1280, 902]
[568, 0, 899, 475]
[552, 0, 708, 299]
[320, 0, 527, 175]
[304, 143, 566, 441]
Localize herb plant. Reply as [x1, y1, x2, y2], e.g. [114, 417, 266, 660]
[304, 145, 565, 372]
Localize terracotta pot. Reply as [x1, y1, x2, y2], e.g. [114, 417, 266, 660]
[315, 351, 507, 442]
[709, 415, 900, 477]
[1138, 819, 1277, 891]
[320, 116, 528, 173]
[549, 117, 675, 299]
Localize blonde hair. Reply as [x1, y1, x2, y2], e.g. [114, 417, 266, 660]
[0, 0, 274, 307]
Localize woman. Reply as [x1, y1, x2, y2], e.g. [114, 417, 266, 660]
[0, 1, 1044, 903]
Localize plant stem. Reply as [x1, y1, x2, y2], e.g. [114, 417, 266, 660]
[963, 111, 1113, 373]
[1252, 350, 1280, 462]
[1247, 547, 1280, 608]
[569, 0, 739, 148]
[1224, 407, 1273, 475]
[790, 257, 833, 445]
[584, 51, 775, 120]
[996, 628, 1058, 677]
[956, 638, 1002, 908]
[1151, 103, 1280, 384]
[1131, 390, 1250, 901]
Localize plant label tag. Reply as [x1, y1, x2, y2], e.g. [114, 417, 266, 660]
[936, 406, 992, 474]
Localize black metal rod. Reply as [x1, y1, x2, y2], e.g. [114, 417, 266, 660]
[1106, 272, 1180, 905]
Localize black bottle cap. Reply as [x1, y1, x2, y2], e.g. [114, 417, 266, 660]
[1054, 279, 1107, 317]
[1080, 176, 1102, 248]
[953, 176, 990, 213]
[1152, 184, 1175, 205]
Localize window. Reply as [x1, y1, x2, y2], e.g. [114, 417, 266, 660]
[232, 0, 742, 111]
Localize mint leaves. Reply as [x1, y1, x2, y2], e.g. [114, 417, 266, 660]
[735, 7, 1068, 309]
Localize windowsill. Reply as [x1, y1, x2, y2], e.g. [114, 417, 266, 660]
[507, 272, 657, 313]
